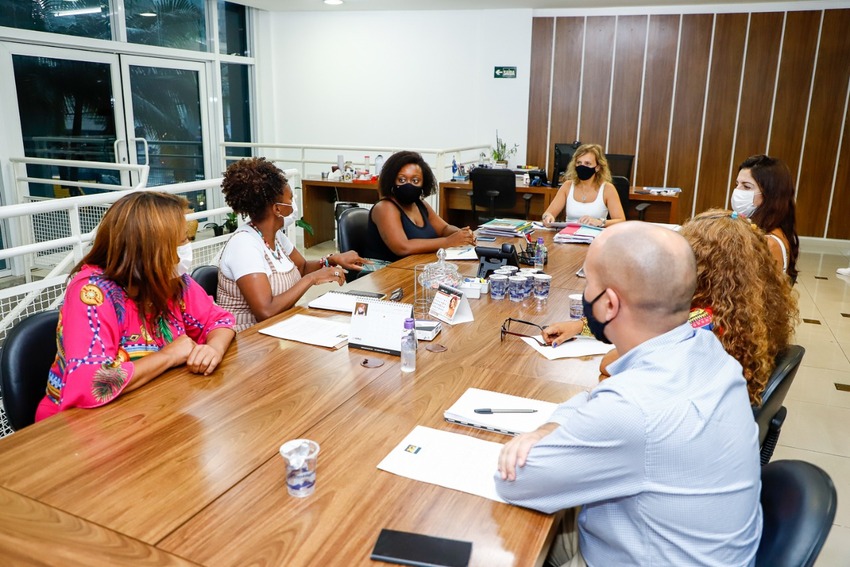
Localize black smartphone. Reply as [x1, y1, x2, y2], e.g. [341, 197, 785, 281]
[370, 528, 472, 567]
[477, 236, 496, 242]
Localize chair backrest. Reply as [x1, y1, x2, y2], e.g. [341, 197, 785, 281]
[754, 345, 805, 445]
[610, 176, 631, 215]
[756, 459, 836, 567]
[191, 265, 220, 302]
[470, 168, 516, 210]
[0, 310, 60, 431]
[337, 206, 370, 255]
[606, 153, 635, 181]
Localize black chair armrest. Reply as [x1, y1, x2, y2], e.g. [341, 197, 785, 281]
[635, 202, 651, 212]
[761, 406, 787, 466]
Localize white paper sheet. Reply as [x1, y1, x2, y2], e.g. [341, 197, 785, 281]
[259, 314, 349, 349]
[521, 336, 615, 360]
[377, 426, 505, 502]
[444, 246, 478, 261]
[444, 388, 558, 436]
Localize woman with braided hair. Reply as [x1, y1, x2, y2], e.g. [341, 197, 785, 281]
[218, 157, 370, 331]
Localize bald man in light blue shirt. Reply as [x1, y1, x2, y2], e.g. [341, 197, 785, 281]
[496, 222, 761, 567]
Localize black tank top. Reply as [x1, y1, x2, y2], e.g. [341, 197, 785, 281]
[362, 199, 439, 262]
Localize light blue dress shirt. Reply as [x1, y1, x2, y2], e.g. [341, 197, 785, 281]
[495, 323, 762, 566]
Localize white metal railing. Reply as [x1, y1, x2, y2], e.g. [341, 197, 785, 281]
[221, 142, 492, 182]
[0, 162, 302, 344]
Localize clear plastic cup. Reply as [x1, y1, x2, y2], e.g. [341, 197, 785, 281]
[509, 276, 525, 302]
[489, 274, 508, 300]
[280, 439, 320, 497]
[533, 273, 552, 300]
[569, 293, 584, 319]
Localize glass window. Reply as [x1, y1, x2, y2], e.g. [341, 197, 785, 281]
[0, 0, 110, 40]
[221, 63, 252, 158]
[125, 0, 208, 52]
[219, 1, 248, 56]
[13, 55, 118, 198]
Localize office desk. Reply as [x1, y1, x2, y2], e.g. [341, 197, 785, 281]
[0, 245, 596, 565]
[629, 188, 680, 224]
[439, 180, 554, 229]
[300, 178, 381, 247]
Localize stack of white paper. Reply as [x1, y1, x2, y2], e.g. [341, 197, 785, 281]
[443, 388, 558, 436]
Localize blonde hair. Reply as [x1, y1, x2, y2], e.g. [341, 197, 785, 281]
[566, 143, 613, 185]
[681, 209, 799, 406]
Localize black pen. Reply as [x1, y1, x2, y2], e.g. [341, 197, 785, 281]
[474, 408, 538, 414]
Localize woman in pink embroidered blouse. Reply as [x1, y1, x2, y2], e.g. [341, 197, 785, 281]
[36, 192, 236, 421]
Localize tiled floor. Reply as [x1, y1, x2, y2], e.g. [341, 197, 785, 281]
[772, 247, 850, 565]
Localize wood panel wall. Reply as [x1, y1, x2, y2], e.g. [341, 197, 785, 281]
[527, 8, 850, 238]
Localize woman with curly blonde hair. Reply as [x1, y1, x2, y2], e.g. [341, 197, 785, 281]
[679, 209, 798, 405]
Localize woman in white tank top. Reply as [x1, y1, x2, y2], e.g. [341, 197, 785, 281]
[542, 143, 626, 228]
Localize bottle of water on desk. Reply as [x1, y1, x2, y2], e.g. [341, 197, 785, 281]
[534, 237, 547, 271]
[401, 318, 417, 373]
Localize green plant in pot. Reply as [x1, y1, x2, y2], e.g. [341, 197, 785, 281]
[492, 130, 518, 166]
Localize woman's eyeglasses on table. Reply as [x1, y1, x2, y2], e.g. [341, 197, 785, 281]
[500, 318, 550, 346]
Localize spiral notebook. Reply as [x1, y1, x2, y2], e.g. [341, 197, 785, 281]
[348, 297, 413, 356]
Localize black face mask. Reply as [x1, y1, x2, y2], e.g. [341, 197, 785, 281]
[393, 183, 422, 205]
[575, 165, 596, 181]
[583, 289, 612, 344]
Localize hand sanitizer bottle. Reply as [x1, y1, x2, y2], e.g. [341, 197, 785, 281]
[534, 237, 547, 271]
[401, 318, 417, 373]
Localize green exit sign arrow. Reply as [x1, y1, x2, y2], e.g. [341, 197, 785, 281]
[494, 66, 517, 79]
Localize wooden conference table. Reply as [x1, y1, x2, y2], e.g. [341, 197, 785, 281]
[0, 232, 599, 566]
[301, 176, 679, 247]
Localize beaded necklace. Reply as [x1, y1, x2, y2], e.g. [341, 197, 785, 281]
[248, 222, 283, 262]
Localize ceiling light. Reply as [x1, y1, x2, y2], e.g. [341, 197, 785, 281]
[139, 12, 157, 17]
[324, 0, 344, 5]
[54, 7, 102, 17]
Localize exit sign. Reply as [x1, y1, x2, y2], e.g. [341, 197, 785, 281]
[494, 66, 517, 79]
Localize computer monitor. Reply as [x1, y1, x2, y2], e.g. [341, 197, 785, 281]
[606, 153, 635, 182]
[552, 143, 579, 186]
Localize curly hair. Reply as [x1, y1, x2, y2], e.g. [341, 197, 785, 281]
[378, 151, 436, 198]
[738, 154, 799, 282]
[681, 209, 799, 406]
[221, 157, 288, 222]
[565, 143, 613, 185]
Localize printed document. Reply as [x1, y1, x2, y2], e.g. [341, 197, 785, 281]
[377, 426, 504, 503]
[444, 388, 558, 436]
[259, 314, 349, 349]
[521, 336, 615, 360]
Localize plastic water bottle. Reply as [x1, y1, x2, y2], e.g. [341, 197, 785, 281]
[534, 237, 547, 271]
[375, 154, 384, 176]
[401, 318, 417, 373]
[363, 155, 370, 175]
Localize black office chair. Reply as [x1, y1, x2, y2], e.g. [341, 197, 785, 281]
[191, 265, 220, 302]
[468, 168, 531, 226]
[754, 345, 805, 466]
[756, 460, 836, 567]
[611, 176, 651, 221]
[0, 310, 59, 431]
[606, 153, 635, 180]
[337, 207, 370, 282]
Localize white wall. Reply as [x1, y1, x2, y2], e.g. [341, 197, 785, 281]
[257, 9, 533, 164]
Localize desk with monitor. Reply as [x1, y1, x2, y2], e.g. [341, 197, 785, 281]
[0, 232, 598, 566]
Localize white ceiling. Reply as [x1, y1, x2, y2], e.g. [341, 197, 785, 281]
[228, 0, 818, 12]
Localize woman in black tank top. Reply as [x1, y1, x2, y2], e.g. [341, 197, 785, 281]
[362, 151, 475, 262]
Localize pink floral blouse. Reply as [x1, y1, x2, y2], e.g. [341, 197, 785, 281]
[36, 265, 235, 421]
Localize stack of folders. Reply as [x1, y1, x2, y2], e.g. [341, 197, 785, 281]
[553, 223, 604, 244]
[307, 290, 386, 313]
[443, 388, 558, 436]
[477, 218, 534, 238]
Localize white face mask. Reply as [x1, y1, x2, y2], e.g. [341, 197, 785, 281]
[731, 188, 758, 218]
[279, 199, 298, 230]
[176, 242, 193, 276]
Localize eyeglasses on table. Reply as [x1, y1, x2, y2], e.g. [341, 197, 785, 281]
[500, 317, 550, 346]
